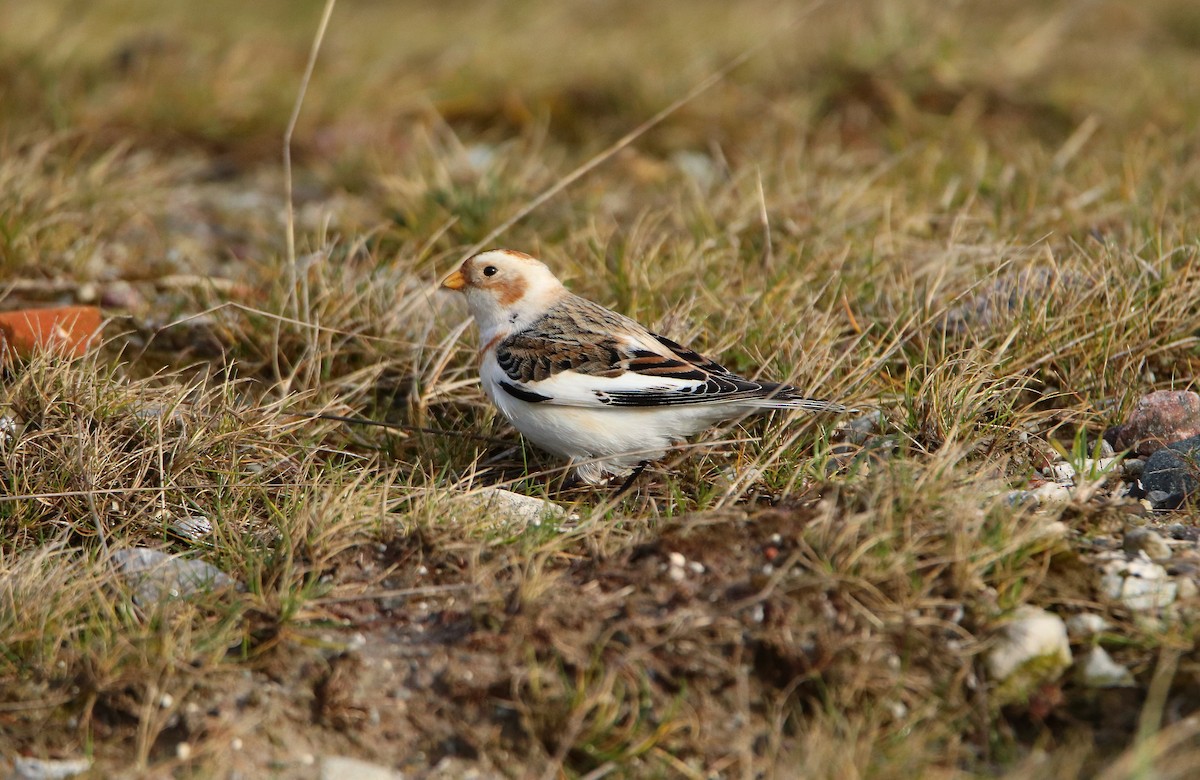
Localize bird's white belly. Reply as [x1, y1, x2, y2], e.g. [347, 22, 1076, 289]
[480, 367, 712, 482]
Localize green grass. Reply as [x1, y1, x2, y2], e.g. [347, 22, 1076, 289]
[3, 0, 1200, 776]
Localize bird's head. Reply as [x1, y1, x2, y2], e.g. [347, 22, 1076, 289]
[441, 249, 567, 334]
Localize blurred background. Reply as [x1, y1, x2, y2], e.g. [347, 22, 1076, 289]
[3, 0, 1199, 283]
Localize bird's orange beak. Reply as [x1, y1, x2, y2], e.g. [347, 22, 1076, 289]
[441, 269, 467, 291]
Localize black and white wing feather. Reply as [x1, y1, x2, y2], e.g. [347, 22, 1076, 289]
[491, 295, 843, 412]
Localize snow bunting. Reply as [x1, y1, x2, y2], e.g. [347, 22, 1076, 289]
[442, 249, 845, 485]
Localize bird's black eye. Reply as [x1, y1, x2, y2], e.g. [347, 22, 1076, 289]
[483, 265, 498, 277]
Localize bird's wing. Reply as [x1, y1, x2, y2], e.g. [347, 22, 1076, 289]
[490, 295, 826, 409]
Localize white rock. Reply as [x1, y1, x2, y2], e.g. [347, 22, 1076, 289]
[1078, 646, 1135, 688]
[457, 488, 566, 526]
[1099, 558, 1177, 611]
[1065, 613, 1110, 638]
[1031, 482, 1071, 506]
[986, 606, 1072, 703]
[667, 551, 687, 582]
[169, 515, 213, 540]
[1048, 462, 1076, 483]
[11, 757, 92, 780]
[0, 415, 16, 444]
[319, 756, 403, 780]
[1084, 457, 1119, 476]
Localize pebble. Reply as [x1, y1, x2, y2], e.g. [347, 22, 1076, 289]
[169, 515, 213, 541]
[667, 551, 688, 582]
[1099, 558, 1178, 611]
[1141, 434, 1200, 509]
[1005, 490, 1039, 509]
[1078, 646, 1135, 688]
[0, 415, 16, 444]
[1123, 459, 1145, 479]
[1031, 482, 1071, 506]
[1166, 524, 1200, 542]
[319, 756, 403, 780]
[10, 757, 92, 780]
[1123, 528, 1172, 561]
[845, 410, 884, 445]
[111, 547, 237, 606]
[1045, 462, 1076, 483]
[1107, 390, 1200, 456]
[455, 488, 567, 526]
[1065, 613, 1110, 638]
[985, 606, 1072, 704]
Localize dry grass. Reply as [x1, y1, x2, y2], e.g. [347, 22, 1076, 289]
[3, 0, 1200, 776]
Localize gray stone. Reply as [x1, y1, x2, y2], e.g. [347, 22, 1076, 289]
[845, 410, 884, 445]
[1124, 528, 1172, 561]
[112, 548, 236, 606]
[1166, 523, 1200, 542]
[455, 488, 567, 526]
[1142, 434, 1200, 509]
[168, 515, 213, 541]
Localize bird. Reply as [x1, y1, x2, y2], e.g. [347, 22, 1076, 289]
[441, 249, 846, 487]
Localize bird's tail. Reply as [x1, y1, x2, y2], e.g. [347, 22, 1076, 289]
[751, 384, 849, 414]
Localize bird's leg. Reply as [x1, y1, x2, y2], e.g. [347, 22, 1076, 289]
[611, 461, 649, 498]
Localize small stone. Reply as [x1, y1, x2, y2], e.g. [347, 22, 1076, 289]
[176, 742, 192, 760]
[11, 757, 93, 780]
[1006, 490, 1039, 508]
[456, 488, 566, 526]
[1099, 558, 1178, 611]
[169, 515, 213, 541]
[319, 756, 403, 780]
[1165, 524, 1200, 542]
[1146, 490, 1173, 509]
[1049, 462, 1076, 483]
[1078, 646, 1135, 688]
[1124, 528, 1172, 560]
[1066, 613, 1110, 638]
[1141, 434, 1200, 509]
[845, 410, 883, 445]
[1123, 459, 1145, 479]
[986, 606, 1072, 705]
[112, 547, 237, 606]
[667, 551, 687, 582]
[1107, 391, 1200, 456]
[1177, 576, 1199, 601]
[1031, 481, 1071, 506]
